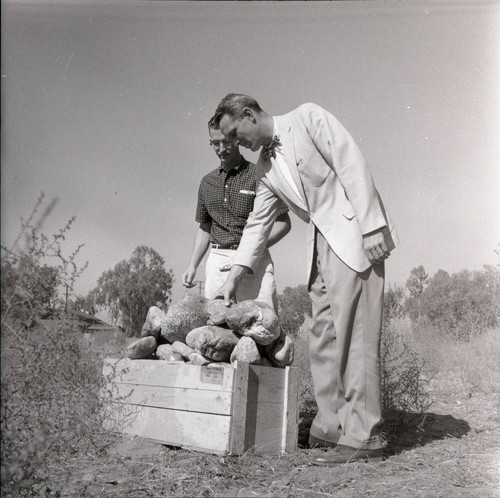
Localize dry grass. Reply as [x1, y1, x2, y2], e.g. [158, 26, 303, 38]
[413, 324, 500, 399]
[51, 421, 500, 497]
[2, 320, 500, 497]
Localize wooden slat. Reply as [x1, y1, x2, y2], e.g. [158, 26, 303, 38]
[106, 403, 232, 453]
[109, 383, 233, 415]
[103, 358, 235, 391]
[245, 364, 299, 454]
[227, 361, 249, 455]
[282, 366, 299, 453]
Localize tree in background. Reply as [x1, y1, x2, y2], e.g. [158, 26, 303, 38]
[91, 246, 174, 336]
[405, 265, 428, 320]
[419, 267, 500, 340]
[383, 284, 406, 325]
[70, 292, 97, 315]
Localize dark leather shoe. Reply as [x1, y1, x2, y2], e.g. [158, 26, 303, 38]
[308, 434, 338, 449]
[312, 444, 384, 465]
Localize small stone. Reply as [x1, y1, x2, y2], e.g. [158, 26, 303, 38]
[156, 344, 184, 362]
[230, 337, 261, 365]
[140, 306, 167, 341]
[189, 352, 211, 366]
[171, 341, 195, 360]
[126, 336, 157, 359]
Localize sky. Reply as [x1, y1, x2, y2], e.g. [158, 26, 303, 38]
[2, 0, 499, 308]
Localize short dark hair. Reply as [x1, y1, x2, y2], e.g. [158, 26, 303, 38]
[207, 116, 218, 131]
[212, 93, 262, 128]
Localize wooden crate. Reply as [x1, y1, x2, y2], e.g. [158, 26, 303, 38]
[103, 358, 299, 455]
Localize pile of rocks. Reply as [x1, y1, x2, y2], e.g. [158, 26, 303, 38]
[125, 293, 294, 368]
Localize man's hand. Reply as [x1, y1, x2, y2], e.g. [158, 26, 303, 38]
[181, 265, 197, 288]
[214, 264, 249, 306]
[363, 228, 391, 265]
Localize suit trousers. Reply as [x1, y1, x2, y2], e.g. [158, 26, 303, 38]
[308, 228, 385, 450]
[204, 248, 278, 311]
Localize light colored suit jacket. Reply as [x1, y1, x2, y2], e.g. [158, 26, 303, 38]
[233, 103, 398, 284]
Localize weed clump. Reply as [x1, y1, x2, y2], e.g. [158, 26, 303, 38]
[1, 194, 115, 497]
[1, 321, 114, 496]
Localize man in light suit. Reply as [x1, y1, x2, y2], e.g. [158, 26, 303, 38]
[212, 93, 398, 465]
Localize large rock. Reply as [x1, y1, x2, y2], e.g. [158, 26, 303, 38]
[141, 306, 166, 341]
[225, 300, 280, 346]
[230, 336, 261, 365]
[160, 293, 209, 343]
[206, 298, 228, 326]
[126, 336, 157, 359]
[186, 325, 240, 362]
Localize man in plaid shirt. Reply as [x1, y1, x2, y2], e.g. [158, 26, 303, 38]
[182, 118, 291, 309]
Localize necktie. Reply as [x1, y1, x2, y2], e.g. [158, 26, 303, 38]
[263, 135, 281, 159]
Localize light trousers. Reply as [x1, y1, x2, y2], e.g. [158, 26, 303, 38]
[308, 228, 385, 450]
[204, 247, 278, 311]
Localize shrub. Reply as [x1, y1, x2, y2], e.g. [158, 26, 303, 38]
[1, 319, 116, 497]
[1, 194, 87, 329]
[293, 331, 317, 414]
[1, 195, 115, 497]
[380, 318, 432, 415]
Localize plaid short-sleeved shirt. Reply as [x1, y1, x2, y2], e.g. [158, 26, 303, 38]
[196, 157, 288, 247]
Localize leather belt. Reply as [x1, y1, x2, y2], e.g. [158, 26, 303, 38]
[211, 243, 239, 250]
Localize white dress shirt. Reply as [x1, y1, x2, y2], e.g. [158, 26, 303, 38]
[272, 118, 308, 211]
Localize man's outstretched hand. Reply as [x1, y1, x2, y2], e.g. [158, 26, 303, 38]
[214, 264, 249, 306]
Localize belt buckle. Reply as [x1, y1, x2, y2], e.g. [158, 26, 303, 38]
[212, 244, 237, 250]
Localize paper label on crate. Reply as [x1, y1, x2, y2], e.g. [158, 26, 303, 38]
[199, 367, 224, 385]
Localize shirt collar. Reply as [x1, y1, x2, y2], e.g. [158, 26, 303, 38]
[218, 156, 247, 175]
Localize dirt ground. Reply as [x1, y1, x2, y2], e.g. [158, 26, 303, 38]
[53, 381, 500, 498]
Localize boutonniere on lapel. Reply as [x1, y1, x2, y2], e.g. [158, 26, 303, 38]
[262, 135, 281, 160]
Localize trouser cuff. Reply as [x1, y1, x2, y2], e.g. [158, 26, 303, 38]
[338, 434, 387, 450]
[309, 426, 340, 445]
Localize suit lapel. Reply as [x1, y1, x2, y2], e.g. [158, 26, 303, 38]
[276, 117, 307, 204]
